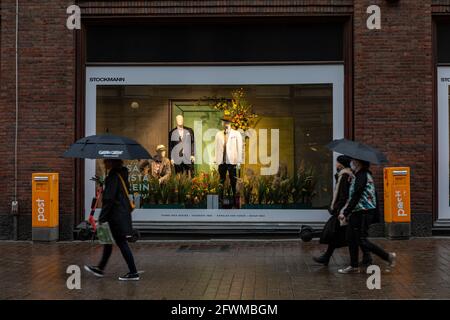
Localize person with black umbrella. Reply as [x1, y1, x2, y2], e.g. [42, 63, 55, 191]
[84, 158, 140, 281]
[337, 158, 396, 274]
[64, 134, 151, 281]
[313, 155, 353, 265]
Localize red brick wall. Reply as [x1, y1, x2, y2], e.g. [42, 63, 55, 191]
[353, 1, 433, 224]
[0, 1, 76, 239]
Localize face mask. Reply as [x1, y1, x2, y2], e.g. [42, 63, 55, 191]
[350, 161, 357, 171]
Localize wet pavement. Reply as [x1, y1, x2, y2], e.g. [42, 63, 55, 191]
[0, 238, 449, 300]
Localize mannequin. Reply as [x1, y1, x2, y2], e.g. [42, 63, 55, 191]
[169, 114, 195, 176]
[140, 145, 171, 184]
[214, 116, 243, 197]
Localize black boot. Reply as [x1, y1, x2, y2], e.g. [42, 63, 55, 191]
[313, 254, 330, 266]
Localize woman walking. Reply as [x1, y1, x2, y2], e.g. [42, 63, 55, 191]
[313, 155, 353, 265]
[84, 159, 140, 281]
[338, 158, 396, 274]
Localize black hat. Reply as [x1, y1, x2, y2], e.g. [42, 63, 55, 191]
[337, 155, 351, 168]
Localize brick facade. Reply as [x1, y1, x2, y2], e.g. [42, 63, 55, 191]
[0, 1, 76, 239]
[0, 1, 448, 239]
[353, 1, 434, 235]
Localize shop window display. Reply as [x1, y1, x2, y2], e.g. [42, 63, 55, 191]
[96, 84, 333, 210]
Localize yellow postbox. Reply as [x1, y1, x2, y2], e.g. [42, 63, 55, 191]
[32, 173, 59, 241]
[383, 167, 411, 239]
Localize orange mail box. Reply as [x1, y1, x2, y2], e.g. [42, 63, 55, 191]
[32, 173, 59, 241]
[383, 167, 410, 223]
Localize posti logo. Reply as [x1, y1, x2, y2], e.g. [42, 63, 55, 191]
[36, 198, 47, 222]
[395, 190, 408, 217]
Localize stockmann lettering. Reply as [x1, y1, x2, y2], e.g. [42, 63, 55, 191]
[89, 77, 125, 82]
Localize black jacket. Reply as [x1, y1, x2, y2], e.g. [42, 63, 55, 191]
[320, 171, 351, 247]
[169, 126, 195, 164]
[330, 171, 351, 216]
[98, 166, 133, 239]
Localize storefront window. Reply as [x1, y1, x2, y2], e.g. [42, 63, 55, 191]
[95, 84, 333, 210]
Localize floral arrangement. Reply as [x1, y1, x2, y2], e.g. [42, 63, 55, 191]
[136, 162, 317, 208]
[187, 172, 222, 205]
[210, 88, 258, 131]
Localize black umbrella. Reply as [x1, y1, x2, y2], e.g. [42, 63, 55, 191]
[63, 134, 152, 160]
[326, 138, 388, 165]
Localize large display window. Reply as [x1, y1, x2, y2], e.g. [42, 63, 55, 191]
[85, 66, 344, 223]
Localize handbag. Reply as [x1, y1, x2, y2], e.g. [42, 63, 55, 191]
[96, 222, 115, 244]
[320, 215, 348, 248]
[117, 173, 136, 211]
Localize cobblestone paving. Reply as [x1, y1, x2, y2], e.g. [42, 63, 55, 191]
[0, 238, 449, 300]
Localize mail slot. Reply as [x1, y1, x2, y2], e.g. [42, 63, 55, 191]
[383, 167, 411, 239]
[32, 173, 59, 241]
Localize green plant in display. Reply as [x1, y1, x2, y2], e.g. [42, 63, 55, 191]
[206, 169, 222, 195]
[147, 176, 160, 204]
[241, 177, 255, 205]
[256, 176, 270, 204]
[166, 175, 178, 204]
[176, 173, 192, 204]
[159, 178, 171, 205]
[279, 178, 292, 204]
[291, 162, 317, 205]
[268, 176, 290, 205]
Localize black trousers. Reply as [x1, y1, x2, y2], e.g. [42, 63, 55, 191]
[98, 237, 137, 274]
[174, 163, 194, 175]
[218, 164, 237, 195]
[347, 212, 389, 267]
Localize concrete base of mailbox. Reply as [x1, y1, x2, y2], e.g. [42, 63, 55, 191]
[32, 227, 59, 241]
[385, 222, 410, 240]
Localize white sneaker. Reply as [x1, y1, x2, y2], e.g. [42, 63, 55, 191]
[118, 272, 140, 281]
[387, 252, 397, 268]
[338, 266, 360, 274]
[84, 265, 104, 278]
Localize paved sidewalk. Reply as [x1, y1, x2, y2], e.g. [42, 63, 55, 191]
[0, 238, 449, 300]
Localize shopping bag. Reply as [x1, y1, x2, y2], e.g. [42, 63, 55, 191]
[96, 222, 115, 244]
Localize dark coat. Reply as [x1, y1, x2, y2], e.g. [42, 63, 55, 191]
[169, 126, 195, 165]
[320, 171, 351, 247]
[329, 171, 351, 216]
[98, 166, 133, 240]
